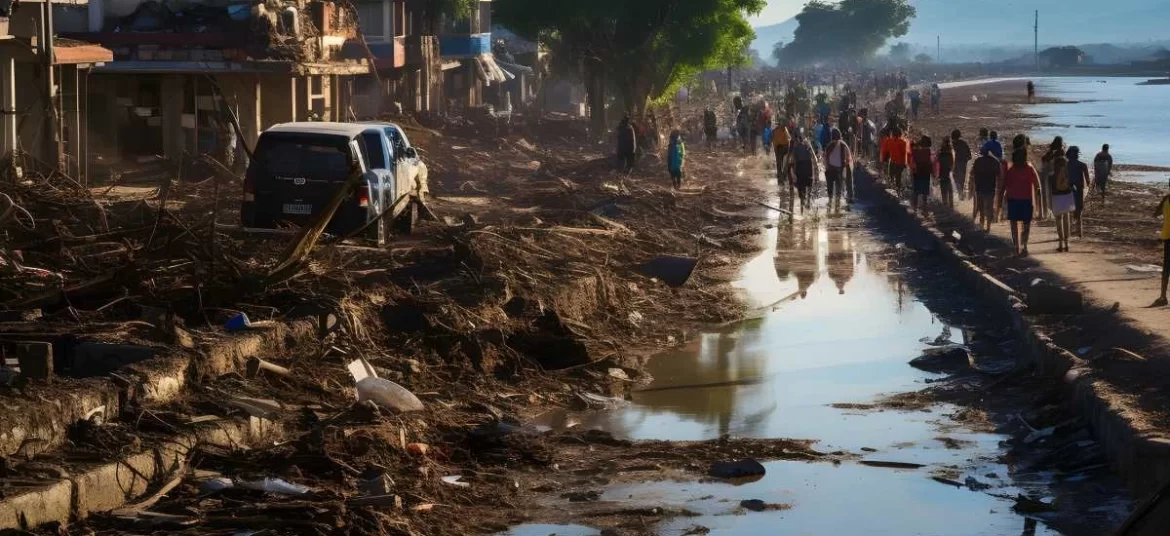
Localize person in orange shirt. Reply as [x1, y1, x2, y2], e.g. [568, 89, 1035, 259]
[880, 127, 911, 196]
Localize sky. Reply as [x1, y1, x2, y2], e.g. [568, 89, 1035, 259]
[749, 0, 809, 27]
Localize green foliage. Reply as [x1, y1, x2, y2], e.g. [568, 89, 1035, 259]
[496, 0, 764, 111]
[433, 0, 476, 19]
[776, 0, 915, 66]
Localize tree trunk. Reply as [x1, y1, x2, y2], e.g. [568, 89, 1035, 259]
[585, 59, 607, 138]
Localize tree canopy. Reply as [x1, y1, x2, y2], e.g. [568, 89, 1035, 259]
[775, 0, 915, 66]
[496, 0, 764, 116]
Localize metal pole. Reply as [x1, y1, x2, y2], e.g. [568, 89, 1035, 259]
[937, 35, 940, 64]
[1034, 11, 1039, 70]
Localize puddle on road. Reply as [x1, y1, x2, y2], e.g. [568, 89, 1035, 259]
[526, 200, 1105, 534]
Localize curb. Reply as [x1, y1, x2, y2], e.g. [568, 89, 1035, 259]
[0, 417, 283, 529]
[0, 318, 315, 460]
[857, 170, 1170, 497]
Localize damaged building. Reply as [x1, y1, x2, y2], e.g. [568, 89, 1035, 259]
[67, 0, 370, 175]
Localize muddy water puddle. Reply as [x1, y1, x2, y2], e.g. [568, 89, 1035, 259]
[517, 175, 1127, 534]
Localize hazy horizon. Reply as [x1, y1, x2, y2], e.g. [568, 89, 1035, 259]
[752, 0, 1168, 51]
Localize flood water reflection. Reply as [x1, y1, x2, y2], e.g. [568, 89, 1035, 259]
[528, 209, 1087, 534]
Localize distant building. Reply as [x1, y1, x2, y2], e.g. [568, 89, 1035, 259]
[1039, 46, 1085, 69]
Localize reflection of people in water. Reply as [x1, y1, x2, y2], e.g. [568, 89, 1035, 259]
[826, 233, 855, 295]
[791, 221, 819, 299]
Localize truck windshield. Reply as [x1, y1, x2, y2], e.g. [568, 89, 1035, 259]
[254, 133, 353, 182]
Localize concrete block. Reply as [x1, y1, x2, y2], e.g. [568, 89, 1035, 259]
[0, 480, 72, 529]
[15, 341, 52, 379]
[72, 451, 157, 516]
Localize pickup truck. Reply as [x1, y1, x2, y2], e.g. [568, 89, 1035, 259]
[240, 121, 428, 244]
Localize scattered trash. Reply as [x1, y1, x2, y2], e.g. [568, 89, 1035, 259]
[228, 397, 283, 419]
[199, 477, 235, 495]
[236, 477, 312, 495]
[738, 499, 789, 512]
[1013, 494, 1056, 514]
[225, 312, 252, 332]
[359, 473, 395, 496]
[608, 368, 631, 381]
[1124, 264, 1162, 273]
[406, 443, 430, 456]
[627, 311, 643, 326]
[708, 459, 766, 480]
[349, 358, 425, 412]
[965, 476, 992, 491]
[441, 475, 470, 489]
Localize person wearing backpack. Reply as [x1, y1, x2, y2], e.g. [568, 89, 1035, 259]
[789, 129, 818, 213]
[937, 136, 957, 209]
[1039, 136, 1064, 221]
[951, 130, 972, 202]
[772, 122, 792, 187]
[1049, 151, 1075, 252]
[1094, 144, 1114, 201]
[910, 135, 935, 215]
[825, 128, 854, 212]
[666, 130, 686, 190]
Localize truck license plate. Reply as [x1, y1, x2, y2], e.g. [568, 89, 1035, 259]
[282, 203, 312, 215]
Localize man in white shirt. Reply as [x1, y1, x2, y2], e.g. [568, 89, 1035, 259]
[824, 128, 854, 212]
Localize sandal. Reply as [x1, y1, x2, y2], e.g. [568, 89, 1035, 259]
[1152, 297, 1168, 307]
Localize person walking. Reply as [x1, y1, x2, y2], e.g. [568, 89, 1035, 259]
[703, 108, 718, 149]
[825, 128, 854, 212]
[910, 135, 935, 215]
[666, 130, 686, 189]
[970, 147, 1002, 232]
[951, 130, 972, 201]
[772, 121, 792, 187]
[1151, 180, 1170, 307]
[1027, 81, 1036, 104]
[1039, 136, 1064, 221]
[616, 115, 637, 174]
[937, 136, 956, 209]
[976, 127, 990, 151]
[790, 130, 818, 213]
[1049, 150, 1075, 252]
[1001, 148, 1041, 256]
[931, 84, 942, 114]
[1094, 144, 1114, 200]
[981, 131, 1004, 161]
[881, 127, 911, 196]
[1066, 146, 1090, 238]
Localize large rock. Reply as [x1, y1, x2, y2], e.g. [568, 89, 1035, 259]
[708, 459, 766, 479]
[909, 345, 972, 373]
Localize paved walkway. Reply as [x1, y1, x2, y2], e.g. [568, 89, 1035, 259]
[941, 194, 1168, 341]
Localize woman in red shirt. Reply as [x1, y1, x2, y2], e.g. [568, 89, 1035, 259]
[1001, 148, 1041, 256]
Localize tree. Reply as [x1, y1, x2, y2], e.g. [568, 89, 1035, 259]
[772, 40, 785, 64]
[913, 53, 933, 64]
[418, 0, 477, 33]
[777, 0, 915, 66]
[888, 42, 911, 64]
[496, 0, 765, 129]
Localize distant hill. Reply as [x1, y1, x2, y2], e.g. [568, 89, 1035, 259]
[749, 19, 798, 61]
[751, 0, 1170, 63]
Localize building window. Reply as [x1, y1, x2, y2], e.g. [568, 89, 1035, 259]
[357, 1, 386, 41]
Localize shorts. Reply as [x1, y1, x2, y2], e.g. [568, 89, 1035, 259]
[913, 174, 931, 195]
[1051, 192, 1076, 215]
[1007, 199, 1033, 222]
[976, 193, 996, 221]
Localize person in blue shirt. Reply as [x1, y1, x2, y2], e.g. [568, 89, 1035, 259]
[981, 131, 1004, 161]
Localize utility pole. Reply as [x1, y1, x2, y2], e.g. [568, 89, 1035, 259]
[38, 0, 61, 171]
[1034, 10, 1039, 70]
[937, 35, 941, 64]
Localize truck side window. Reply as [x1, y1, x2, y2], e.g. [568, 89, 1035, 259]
[361, 131, 388, 170]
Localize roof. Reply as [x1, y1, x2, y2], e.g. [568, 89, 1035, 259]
[53, 44, 113, 65]
[265, 122, 379, 138]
